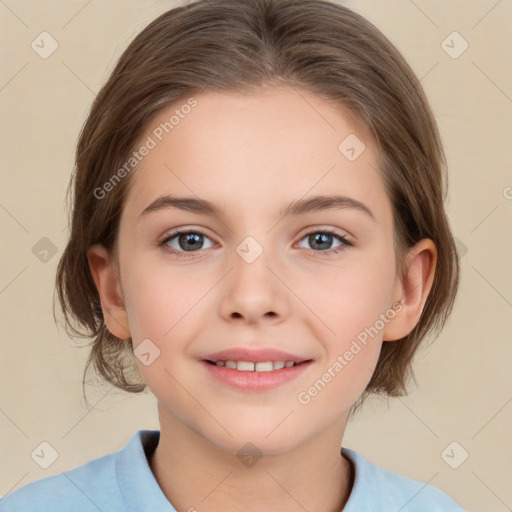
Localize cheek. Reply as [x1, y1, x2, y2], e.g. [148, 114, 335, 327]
[296, 272, 390, 416]
[121, 264, 205, 400]
[305, 247, 395, 342]
[121, 257, 219, 388]
[303, 247, 396, 390]
[122, 251, 212, 339]
[334, 273, 393, 345]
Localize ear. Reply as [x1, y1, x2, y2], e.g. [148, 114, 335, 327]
[87, 244, 131, 340]
[382, 238, 437, 341]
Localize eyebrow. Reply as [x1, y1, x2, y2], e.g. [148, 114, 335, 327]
[138, 193, 375, 221]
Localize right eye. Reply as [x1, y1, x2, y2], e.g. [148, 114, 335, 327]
[158, 229, 215, 257]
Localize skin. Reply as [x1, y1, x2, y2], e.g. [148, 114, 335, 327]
[88, 85, 437, 512]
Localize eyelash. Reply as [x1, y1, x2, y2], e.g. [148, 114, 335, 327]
[158, 228, 353, 259]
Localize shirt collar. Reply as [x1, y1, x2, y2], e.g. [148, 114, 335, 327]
[116, 430, 177, 512]
[115, 430, 372, 511]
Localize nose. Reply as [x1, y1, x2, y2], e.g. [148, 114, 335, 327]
[218, 247, 289, 325]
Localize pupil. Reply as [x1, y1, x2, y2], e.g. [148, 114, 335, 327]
[311, 233, 331, 250]
[180, 233, 202, 251]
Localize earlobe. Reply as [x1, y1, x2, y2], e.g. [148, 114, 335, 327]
[87, 243, 131, 340]
[382, 239, 437, 342]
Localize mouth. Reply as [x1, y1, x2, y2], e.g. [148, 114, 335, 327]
[204, 360, 311, 371]
[201, 348, 314, 392]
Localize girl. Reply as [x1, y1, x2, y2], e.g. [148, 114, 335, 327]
[1, 0, 465, 510]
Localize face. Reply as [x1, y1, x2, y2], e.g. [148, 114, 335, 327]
[91, 85, 422, 455]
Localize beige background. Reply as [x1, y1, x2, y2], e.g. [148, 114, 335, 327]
[1, 1, 511, 510]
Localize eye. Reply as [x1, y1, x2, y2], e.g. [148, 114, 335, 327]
[158, 229, 215, 257]
[296, 229, 352, 257]
[158, 227, 352, 259]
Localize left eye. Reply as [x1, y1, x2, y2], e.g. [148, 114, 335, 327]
[297, 230, 351, 253]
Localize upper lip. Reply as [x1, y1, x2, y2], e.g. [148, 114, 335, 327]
[203, 348, 311, 363]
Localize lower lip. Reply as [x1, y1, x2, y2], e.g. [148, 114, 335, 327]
[201, 361, 313, 392]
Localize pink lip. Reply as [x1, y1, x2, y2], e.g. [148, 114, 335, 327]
[201, 348, 313, 392]
[203, 348, 309, 363]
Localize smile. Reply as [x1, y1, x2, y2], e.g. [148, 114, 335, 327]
[202, 358, 313, 392]
[206, 360, 305, 371]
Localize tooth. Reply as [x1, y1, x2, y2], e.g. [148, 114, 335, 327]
[237, 361, 255, 371]
[255, 361, 274, 372]
[215, 359, 299, 371]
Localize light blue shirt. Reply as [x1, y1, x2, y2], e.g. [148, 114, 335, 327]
[0, 430, 466, 511]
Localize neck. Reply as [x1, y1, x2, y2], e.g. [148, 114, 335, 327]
[148, 405, 354, 512]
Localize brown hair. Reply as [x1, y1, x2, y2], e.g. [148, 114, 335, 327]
[54, 0, 460, 410]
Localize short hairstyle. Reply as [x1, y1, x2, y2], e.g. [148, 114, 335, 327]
[54, 0, 460, 411]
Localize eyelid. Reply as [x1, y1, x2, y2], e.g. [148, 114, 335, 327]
[158, 225, 351, 243]
[297, 224, 351, 239]
[295, 227, 353, 254]
[158, 226, 215, 246]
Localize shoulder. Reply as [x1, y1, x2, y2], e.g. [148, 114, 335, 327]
[342, 448, 466, 512]
[0, 430, 169, 512]
[0, 450, 121, 512]
[0, 430, 156, 512]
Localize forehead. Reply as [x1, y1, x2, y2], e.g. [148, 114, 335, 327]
[122, 86, 390, 223]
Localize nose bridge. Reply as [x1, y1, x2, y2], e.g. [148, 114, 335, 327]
[232, 233, 276, 294]
[218, 233, 288, 323]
